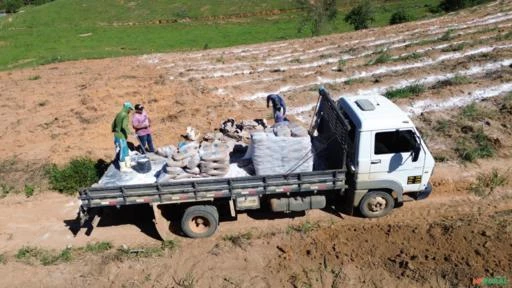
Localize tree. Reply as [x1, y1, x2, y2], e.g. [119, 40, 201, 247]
[4, 0, 23, 13]
[296, 0, 338, 36]
[389, 9, 411, 25]
[344, 0, 375, 31]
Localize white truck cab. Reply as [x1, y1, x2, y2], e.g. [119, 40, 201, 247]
[337, 94, 435, 217]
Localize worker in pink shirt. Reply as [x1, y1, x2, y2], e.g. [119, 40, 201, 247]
[132, 104, 155, 153]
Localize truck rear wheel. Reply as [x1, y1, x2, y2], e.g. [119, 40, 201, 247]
[181, 205, 219, 238]
[359, 191, 394, 218]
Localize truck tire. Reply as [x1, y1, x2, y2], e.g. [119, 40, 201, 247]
[181, 205, 219, 238]
[359, 191, 394, 218]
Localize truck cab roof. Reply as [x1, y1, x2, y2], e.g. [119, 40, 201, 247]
[338, 95, 414, 132]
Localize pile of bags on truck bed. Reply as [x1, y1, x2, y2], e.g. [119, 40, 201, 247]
[220, 118, 267, 143]
[157, 127, 233, 182]
[250, 122, 312, 175]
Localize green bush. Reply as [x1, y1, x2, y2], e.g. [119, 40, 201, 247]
[470, 169, 508, 196]
[455, 128, 495, 162]
[389, 9, 411, 25]
[367, 52, 392, 65]
[438, 0, 492, 12]
[344, 0, 375, 30]
[384, 84, 425, 99]
[46, 157, 99, 194]
[4, 0, 23, 13]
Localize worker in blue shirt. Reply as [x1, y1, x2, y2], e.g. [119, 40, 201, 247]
[266, 94, 286, 123]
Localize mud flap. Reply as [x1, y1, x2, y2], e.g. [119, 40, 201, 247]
[152, 204, 175, 240]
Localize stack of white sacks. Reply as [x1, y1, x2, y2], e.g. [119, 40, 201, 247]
[160, 141, 201, 181]
[251, 122, 312, 175]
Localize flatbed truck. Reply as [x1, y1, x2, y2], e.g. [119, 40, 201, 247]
[78, 88, 435, 239]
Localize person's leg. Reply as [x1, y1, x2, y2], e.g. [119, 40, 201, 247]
[114, 137, 121, 162]
[120, 138, 128, 162]
[146, 134, 155, 152]
[138, 135, 148, 153]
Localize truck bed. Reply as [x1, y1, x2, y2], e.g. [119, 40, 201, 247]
[79, 169, 347, 209]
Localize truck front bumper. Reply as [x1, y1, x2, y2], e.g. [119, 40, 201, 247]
[415, 182, 432, 200]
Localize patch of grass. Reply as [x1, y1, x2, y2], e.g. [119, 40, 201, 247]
[384, 84, 425, 99]
[0, 0, 441, 71]
[344, 78, 365, 85]
[223, 232, 253, 249]
[287, 220, 319, 234]
[333, 58, 346, 72]
[433, 75, 472, 89]
[0, 182, 16, 198]
[161, 240, 179, 252]
[0, 253, 6, 264]
[174, 272, 196, 288]
[28, 75, 41, 80]
[438, 29, 453, 41]
[114, 241, 178, 259]
[440, 43, 465, 52]
[85, 241, 112, 253]
[367, 51, 392, 65]
[495, 31, 512, 41]
[460, 102, 489, 121]
[469, 168, 508, 196]
[46, 157, 100, 194]
[24, 184, 34, 197]
[433, 119, 451, 134]
[455, 128, 496, 162]
[16, 246, 72, 266]
[394, 52, 424, 61]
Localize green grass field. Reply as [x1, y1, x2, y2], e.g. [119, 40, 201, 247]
[0, 0, 440, 71]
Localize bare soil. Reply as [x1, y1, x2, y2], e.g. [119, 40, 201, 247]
[0, 1, 512, 287]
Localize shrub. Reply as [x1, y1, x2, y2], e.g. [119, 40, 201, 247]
[344, 0, 374, 30]
[296, 0, 338, 36]
[389, 9, 411, 25]
[441, 43, 465, 52]
[367, 52, 392, 65]
[455, 128, 495, 162]
[470, 169, 508, 196]
[4, 0, 23, 13]
[46, 157, 99, 194]
[438, 0, 492, 12]
[384, 84, 425, 99]
[24, 184, 34, 197]
[85, 242, 112, 253]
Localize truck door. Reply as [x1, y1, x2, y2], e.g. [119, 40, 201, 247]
[369, 129, 425, 192]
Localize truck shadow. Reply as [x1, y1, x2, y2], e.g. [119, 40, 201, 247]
[64, 205, 162, 240]
[64, 195, 356, 240]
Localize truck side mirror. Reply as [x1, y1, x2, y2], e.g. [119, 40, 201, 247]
[412, 141, 421, 162]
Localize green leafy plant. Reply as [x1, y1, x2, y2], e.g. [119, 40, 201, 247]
[367, 52, 392, 65]
[441, 43, 465, 52]
[28, 75, 41, 80]
[384, 84, 425, 99]
[223, 232, 253, 248]
[469, 169, 508, 196]
[287, 220, 319, 234]
[174, 272, 196, 288]
[344, 0, 375, 30]
[296, 0, 338, 36]
[16, 246, 72, 265]
[46, 157, 99, 194]
[439, 0, 492, 12]
[85, 241, 112, 253]
[4, 0, 23, 13]
[438, 29, 453, 41]
[389, 9, 411, 25]
[24, 184, 34, 197]
[455, 128, 495, 162]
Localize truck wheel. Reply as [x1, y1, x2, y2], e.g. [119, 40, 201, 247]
[359, 191, 394, 218]
[181, 205, 219, 238]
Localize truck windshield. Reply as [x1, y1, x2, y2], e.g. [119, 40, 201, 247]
[375, 130, 416, 155]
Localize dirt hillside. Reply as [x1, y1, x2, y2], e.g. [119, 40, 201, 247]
[0, 1, 511, 287]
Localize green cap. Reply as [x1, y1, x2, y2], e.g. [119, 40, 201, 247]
[123, 102, 134, 110]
